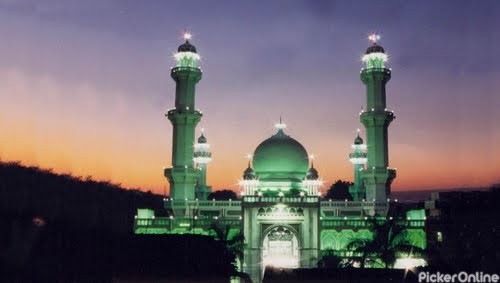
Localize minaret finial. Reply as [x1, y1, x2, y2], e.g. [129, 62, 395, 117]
[246, 154, 253, 168]
[183, 32, 192, 42]
[309, 154, 315, 168]
[368, 33, 380, 44]
[275, 116, 287, 130]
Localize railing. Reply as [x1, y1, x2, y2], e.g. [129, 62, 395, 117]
[320, 201, 389, 208]
[356, 167, 397, 175]
[134, 217, 242, 230]
[166, 109, 202, 116]
[321, 219, 425, 228]
[171, 66, 201, 73]
[166, 200, 242, 209]
[166, 199, 391, 208]
[243, 196, 319, 203]
[194, 152, 212, 158]
[360, 68, 391, 75]
[349, 152, 367, 159]
[359, 110, 395, 119]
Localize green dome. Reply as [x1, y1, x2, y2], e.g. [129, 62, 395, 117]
[253, 129, 309, 180]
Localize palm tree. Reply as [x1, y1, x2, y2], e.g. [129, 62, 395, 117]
[210, 224, 250, 282]
[318, 249, 353, 268]
[346, 237, 375, 268]
[347, 217, 425, 268]
[210, 224, 245, 265]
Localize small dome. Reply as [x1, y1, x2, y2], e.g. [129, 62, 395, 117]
[178, 40, 197, 53]
[253, 129, 309, 180]
[306, 166, 319, 180]
[243, 165, 256, 180]
[365, 43, 385, 55]
[198, 133, 207, 143]
[354, 134, 364, 145]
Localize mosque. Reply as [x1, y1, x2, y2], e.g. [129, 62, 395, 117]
[134, 33, 426, 282]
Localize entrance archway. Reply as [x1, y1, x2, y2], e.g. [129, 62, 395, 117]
[262, 226, 299, 268]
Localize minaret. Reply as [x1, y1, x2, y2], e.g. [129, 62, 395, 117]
[164, 33, 203, 201]
[240, 154, 259, 196]
[303, 155, 321, 196]
[359, 34, 396, 207]
[194, 129, 212, 200]
[349, 129, 367, 201]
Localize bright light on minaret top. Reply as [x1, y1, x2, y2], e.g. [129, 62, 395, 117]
[362, 33, 387, 68]
[368, 33, 381, 43]
[183, 32, 192, 41]
[274, 116, 287, 130]
[174, 32, 200, 67]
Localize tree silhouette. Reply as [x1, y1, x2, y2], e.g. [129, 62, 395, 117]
[347, 217, 425, 268]
[207, 189, 238, 200]
[210, 223, 245, 262]
[318, 249, 352, 268]
[209, 223, 250, 282]
[325, 180, 353, 200]
[0, 161, 237, 281]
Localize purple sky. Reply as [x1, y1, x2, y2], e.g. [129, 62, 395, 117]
[1, 0, 499, 193]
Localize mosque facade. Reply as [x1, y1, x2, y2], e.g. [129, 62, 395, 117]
[134, 34, 426, 282]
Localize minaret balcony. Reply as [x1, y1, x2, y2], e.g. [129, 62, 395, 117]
[349, 158, 367, 165]
[171, 66, 202, 73]
[360, 68, 391, 83]
[166, 109, 203, 124]
[349, 152, 367, 159]
[170, 66, 202, 81]
[194, 152, 212, 158]
[360, 110, 395, 126]
[193, 157, 212, 164]
[360, 167, 397, 184]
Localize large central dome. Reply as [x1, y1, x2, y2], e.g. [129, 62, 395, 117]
[253, 129, 309, 180]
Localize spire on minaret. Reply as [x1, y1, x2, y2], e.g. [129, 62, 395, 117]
[246, 154, 253, 168]
[354, 128, 364, 145]
[306, 154, 319, 180]
[368, 33, 381, 44]
[174, 32, 200, 67]
[274, 116, 287, 130]
[243, 154, 256, 180]
[362, 33, 387, 69]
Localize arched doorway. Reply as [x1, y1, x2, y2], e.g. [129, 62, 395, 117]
[262, 226, 299, 268]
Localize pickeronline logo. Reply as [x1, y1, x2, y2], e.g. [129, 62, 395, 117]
[418, 272, 499, 283]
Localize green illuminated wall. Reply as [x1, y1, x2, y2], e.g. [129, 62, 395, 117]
[320, 227, 426, 252]
[321, 229, 372, 251]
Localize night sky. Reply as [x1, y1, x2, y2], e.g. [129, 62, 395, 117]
[1, 0, 499, 194]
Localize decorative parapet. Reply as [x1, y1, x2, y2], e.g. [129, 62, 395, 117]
[320, 218, 425, 229]
[165, 199, 243, 209]
[243, 196, 319, 204]
[134, 216, 242, 234]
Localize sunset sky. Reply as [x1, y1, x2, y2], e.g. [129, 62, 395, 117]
[1, 0, 499, 195]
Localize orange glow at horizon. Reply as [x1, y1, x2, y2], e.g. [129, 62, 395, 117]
[1, 68, 499, 196]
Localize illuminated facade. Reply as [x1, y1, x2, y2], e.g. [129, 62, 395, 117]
[135, 34, 426, 282]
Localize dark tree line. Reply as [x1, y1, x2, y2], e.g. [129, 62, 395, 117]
[0, 161, 236, 282]
[0, 161, 166, 234]
[207, 189, 239, 200]
[325, 180, 354, 201]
